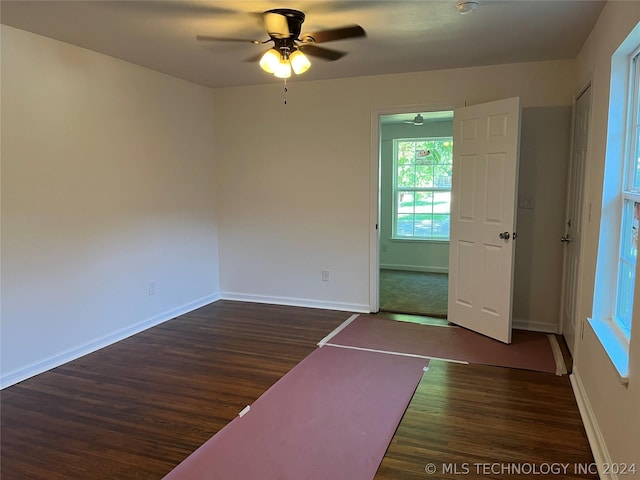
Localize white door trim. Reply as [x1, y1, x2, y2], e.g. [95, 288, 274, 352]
[560, 81, 593, 356]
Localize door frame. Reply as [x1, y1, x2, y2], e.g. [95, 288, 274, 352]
[559, 81, 593, 353]
[369, 102, 462, 313]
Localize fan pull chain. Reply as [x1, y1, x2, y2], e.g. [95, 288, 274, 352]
[283, 77, 288, 105]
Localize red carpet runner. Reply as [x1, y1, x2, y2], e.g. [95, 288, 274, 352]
[328, 315, 559, 374]
[163, 345, 428, 479]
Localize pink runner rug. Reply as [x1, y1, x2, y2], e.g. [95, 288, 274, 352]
[163, 345, 428, 480]
[327, 315, 560, 374]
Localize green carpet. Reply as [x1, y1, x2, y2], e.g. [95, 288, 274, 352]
[379, 270, 448, 318]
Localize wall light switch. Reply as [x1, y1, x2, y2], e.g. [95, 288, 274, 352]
[518, 197, 535, 209]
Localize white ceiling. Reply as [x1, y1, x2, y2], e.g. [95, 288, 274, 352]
[1, 0, 605, 90]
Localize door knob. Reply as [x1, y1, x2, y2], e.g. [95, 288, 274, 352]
[499, 232, 510, 240]
[561, 235, 571, 243]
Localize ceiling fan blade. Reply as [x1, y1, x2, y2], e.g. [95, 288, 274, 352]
[197, 35, 263, 45]
[301, 25, 366, 44]
[298, 44, 346, 61]
[108, 2, 239, 16]
[263, 12, 290, 39]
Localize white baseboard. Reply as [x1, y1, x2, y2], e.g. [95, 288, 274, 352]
[380, 264, 449, 274]
[512, 317, 558, 333]
[0, 293, 221, 390]
[570, 367, 614, 480]
[221, 292, 370, 313]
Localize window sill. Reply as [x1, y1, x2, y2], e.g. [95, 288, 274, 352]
[391, 238, 450, 244]
[587, 317, 630, 385]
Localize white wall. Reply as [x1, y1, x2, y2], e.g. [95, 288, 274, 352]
[571, 1, 640, 468]
[212, 60, 576, 312]
[1, 26, 220, 387]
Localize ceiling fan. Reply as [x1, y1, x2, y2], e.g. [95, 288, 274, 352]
[404, 114, 425, 126]
[196, 8, 366, 78]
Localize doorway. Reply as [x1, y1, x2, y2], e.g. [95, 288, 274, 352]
[371, 98, 522, 343]
[377, 110, 454, 318]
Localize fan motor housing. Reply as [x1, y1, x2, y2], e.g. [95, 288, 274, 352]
[265, 8, 305, 39]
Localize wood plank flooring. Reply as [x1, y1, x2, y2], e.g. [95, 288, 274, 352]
[1, 301, 595, 479]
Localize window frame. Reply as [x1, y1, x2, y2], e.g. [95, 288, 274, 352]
[613, 46, 640, 339]
[391, 137, 453, 241]
[588, 23, 640, 384]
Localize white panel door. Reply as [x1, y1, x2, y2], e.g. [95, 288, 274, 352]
[560, 86, 591, 355]
[448, 97, 521, 343]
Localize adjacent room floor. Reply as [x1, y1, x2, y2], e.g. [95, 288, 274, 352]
[379, 269, 448, 318]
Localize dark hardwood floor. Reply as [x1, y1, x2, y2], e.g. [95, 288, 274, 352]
[1, 300, 595, 479]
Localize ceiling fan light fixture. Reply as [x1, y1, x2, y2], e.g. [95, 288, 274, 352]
[197, 8, 366, 92]
[456, 1, 478, 14]
[290, 50, 311, 75]
[404, 114, 424, 126]
[259, 48, 281, 74]
[273, 58, 292, 78]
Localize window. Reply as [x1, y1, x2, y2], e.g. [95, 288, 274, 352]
[393, 138, 453, 240]
[590, 23, 640, 383]
[614, 47, 640, 338]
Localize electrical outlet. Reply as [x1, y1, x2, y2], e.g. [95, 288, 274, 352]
[322, 270, 330, 282]
[148, 281, 156, 296]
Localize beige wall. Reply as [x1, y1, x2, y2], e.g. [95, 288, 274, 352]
[513, 106, 572, 332]
[571, 1, 640, 468]
[213, 60, 576, 315]
[1, 26, 220, 386]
